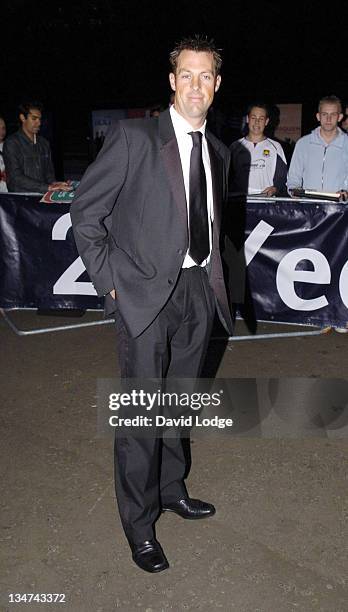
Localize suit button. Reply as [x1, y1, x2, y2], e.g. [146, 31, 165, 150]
[168, 279, 174, 285]
[177, 249, 183, 255]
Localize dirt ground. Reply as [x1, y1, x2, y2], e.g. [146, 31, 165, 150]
[0, 311, 347, 611]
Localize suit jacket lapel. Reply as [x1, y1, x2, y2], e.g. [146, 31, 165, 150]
[206, 133, 224, 236]
[159, 110, 188, 231]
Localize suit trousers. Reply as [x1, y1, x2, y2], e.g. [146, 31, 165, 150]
[113, 265, 216, 544]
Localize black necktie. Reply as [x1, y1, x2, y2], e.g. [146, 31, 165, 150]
[188, 131, 210, 265]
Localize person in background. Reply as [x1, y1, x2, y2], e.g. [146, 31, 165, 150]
[287, 95, 348, 198]
[288, 95, 348, 333]
[0, 115, 8, 192]
[149, 104, 166, 117]
[266, 104, 295, 165]
[3, 101, 71, 193]
[229, 102, 287, 196]
[341, 103, 348, 133]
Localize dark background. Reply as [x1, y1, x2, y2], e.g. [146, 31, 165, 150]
[2, 0, 347, 178]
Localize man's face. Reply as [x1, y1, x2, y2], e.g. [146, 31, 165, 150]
[20, 108, 42, 138]
[0, 119, 6, 142]
[316, 103, 343, 134]
[169, 50, 221, 126]
[247, 107, 269, 139]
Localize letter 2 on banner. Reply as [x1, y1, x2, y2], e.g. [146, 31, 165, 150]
[52, 213, 97, 296]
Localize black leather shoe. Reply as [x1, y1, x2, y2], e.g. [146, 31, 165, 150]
[162, 497, 216, 519]
[131, 539, 169, 573]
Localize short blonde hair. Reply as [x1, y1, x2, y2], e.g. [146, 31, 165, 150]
[318, 95, 342, 113]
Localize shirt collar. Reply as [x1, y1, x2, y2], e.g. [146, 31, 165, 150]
[316, 125, 343, 145]
[170, 104, 206, 137]
[19, 128, 36, 144]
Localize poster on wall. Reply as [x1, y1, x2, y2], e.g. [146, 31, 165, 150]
[91, 109, 127, 156]
[274, 104, 302, 143]
[91, 108, 149, 157]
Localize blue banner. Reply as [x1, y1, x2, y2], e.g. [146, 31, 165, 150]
[1, 194, 348, 327]
[223, 198, 348, 327]
[0, 194, 104, 310]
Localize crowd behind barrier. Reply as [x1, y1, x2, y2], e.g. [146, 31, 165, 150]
[1, 193, 347, 329]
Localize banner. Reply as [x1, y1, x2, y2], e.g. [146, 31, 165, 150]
[0, 194, 104, 310]
[224, 198, 348, 327]
[1, 194, 348, 327]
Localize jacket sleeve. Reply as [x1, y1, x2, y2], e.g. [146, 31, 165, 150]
[70, 121, 129, 297]
[287, 141, 304, 191]
[273, 143, 288, 195]
[45, 146, 56, 185]
[342, 148, 348, 190]
[224, 148, 231, 202]
[3, 139, 49, 193]
[228, 140, 250, 195]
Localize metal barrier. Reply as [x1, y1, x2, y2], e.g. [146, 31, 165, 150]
[0, 307, 328, 340]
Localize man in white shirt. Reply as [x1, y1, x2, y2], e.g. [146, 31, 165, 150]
[230, 103, 287, 196]
[71, 35, 232, 573]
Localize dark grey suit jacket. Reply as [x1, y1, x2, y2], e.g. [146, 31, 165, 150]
[70, 109, 233, 338]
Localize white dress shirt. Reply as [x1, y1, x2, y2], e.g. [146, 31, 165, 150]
[170, 105, 213, 267]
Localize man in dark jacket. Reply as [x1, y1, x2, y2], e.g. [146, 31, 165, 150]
[3, 101, 70, 193]
[71, 35, 232, 574]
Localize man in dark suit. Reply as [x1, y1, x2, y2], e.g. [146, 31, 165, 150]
[71, 35, 233, 573]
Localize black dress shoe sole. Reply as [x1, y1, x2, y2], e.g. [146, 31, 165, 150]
[162, 508, 215, 519]
[132, 558, 169, 573]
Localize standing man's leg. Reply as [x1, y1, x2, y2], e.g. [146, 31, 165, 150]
[113, 306, 170, 546]
[159, 267, 216, 505]
[113, 267, 216, 569]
